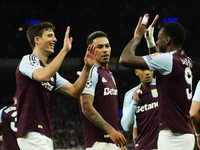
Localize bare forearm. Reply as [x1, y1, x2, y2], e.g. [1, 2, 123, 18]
[120, 37, 141, 63]
[85, 109, 113, 132]
[148, 46, 159, 54]
[72, 65, 91, 97]
[192, 118, 200, 134]
[34, 49, 68, 81]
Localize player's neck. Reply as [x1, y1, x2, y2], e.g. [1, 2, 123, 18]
[141, 82, 151, 90]
[33, 48, 48, 64]
[96, 62, 108, 70]
[166, 45, 182, 52]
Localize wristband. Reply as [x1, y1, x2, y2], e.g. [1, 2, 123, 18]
[145, 26, 156, 48]
[195, 132, 200, 136]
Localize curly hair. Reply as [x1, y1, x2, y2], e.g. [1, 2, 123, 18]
[27, 22, 55, 49]
[162, 22, 186, 46]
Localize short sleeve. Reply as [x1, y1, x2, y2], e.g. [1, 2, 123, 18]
[19, 55, 42, 79]
[0, 106, 7, 123]
[142, 52, 173, 75]
[82, 66, 98, 96]
[55, 72, 68, 90]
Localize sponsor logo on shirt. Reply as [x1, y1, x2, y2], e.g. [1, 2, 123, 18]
[41, 82, 54, 91]
[104, 88, 118, 96]
[136, 101, 158, 113]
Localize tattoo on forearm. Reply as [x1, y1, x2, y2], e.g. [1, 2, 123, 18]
[86, 110, 112, 132]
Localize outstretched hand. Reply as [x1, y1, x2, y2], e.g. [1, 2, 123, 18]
[134, 13, 149, 39]
[84, 45, 97, 68]
[62, 26, 73, 52]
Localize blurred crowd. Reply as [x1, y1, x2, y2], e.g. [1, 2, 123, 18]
[1, 0, 200, 59]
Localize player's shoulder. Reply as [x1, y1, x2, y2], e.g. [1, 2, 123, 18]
[89, 63, 99, 77]
[125, 84, 141, 96]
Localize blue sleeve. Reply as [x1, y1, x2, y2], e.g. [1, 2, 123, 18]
[19, 55, 42, 79]
[193, 81, 200, 102]
[121, 87, 138, 132]
[142, 52, 173, 75]
[133, 115, 137, 128]
[82, 67, 98, 96]
[55, 72, 68, 90]
[0, 106, 7, 123]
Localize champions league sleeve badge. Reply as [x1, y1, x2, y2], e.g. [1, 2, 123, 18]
[86, 80, 93, 88]
[30, 60, 39, 67]
[151, 89, 158, 98]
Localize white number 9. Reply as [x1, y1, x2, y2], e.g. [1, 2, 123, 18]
[185, 67, 193, 100]
[10, 111, 17, 132]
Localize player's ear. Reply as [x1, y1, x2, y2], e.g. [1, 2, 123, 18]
[34, 36, 40, 44]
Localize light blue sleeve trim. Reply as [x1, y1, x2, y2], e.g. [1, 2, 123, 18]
[19, 55, 42, 79]
[142, 52, 173, 75]
[193, 81, 200, 102]
[133, 115, 137, 128]
[0, 106, 7, 123]
[121, 87, 139, 132]
[55, 72, 68, 90]
[82, 66, 98, 96]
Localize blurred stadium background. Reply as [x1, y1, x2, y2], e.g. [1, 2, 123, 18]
[0, 0, 200, 149]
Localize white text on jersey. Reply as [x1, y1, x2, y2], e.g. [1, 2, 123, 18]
[104, 88, 118, 96]
[136, 102, 158, 113]
[41, 82, 54, 91]
[4, 106, 16, 114]
[180, 58, 192, 68]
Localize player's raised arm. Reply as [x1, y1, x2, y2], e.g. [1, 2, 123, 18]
[119, 14, 149, 69]
[144, 15, 159, 54]
[58, 45, 97, 98]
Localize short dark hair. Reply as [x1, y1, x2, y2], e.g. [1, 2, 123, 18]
[27, 22, 55, 49]
[86, 31, 108, 46]
[162, 22, 186, 46]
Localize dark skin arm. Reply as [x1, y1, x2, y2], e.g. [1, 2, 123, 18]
[119, 14, 158, 69]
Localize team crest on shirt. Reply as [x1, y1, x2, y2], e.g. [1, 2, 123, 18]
[86, 80, 92, 88]
[151, 89, 158, 98]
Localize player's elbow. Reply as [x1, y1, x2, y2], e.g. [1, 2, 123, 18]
[119, 57, 128, 67]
